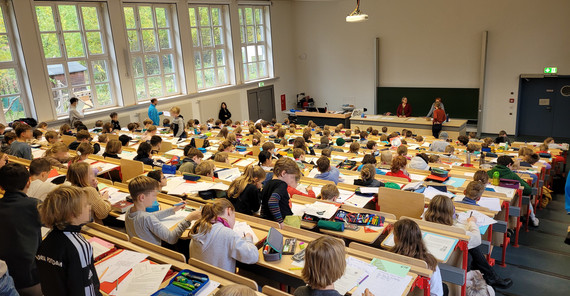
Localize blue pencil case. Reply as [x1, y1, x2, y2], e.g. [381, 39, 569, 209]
[151, 269, 209, 296]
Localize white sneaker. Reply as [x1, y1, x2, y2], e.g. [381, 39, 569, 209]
[530, 216, 539, 227]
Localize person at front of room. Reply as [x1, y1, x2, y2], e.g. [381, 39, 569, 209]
[396, 96, 412, 118]
[148, 98, 163, 126]
[218, 102, 232, 123]
[426, 97, 445, 118]
[432, 101, 446, 138]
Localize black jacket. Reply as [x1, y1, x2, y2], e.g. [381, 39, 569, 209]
[36, 225, 102, 296]
[229, 183, 261, 215]
[69, 141, 101, 155]
[111, 120, 121, 131]
[218, 108, 231, 122]
[260, 179, 292, 223]
[0, 191, 42, 289]
[133, 153, 154, 166]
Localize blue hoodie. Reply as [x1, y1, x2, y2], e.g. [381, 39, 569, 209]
[315, 167, 341, 184]
[148, 104, 163, 125]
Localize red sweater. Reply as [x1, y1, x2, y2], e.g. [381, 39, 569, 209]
[397, 103, 412, 117]
[287, 186, 316, 198]
[386, 170, 412, 182]
[433, 108, 446, 124]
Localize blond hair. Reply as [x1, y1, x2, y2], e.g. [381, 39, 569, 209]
[43, 142, 69, 157]
[66, 162, 92, 188]
[302, 236, 346, 289]
[273, 157, 301, 179]
[214, 284, 256, 296]
[214, 152, 228, 163]
[128, 175, 159, 202]
[170, 106, 181, 114]
[195, 160, 215, 177]
[105, 139, 122, 155]
[424, 195, 455, 226]
[38, 186, 88, 230]
[317, 184, 339, 201]
[190, 199, 234, 235]
[227, 165, 266, 199]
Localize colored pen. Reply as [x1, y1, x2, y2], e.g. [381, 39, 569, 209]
[289, 267, 303, 270]
[98, 266, 109, 280]
[469, 211, 473, 218]
[358, 274, 369, 285]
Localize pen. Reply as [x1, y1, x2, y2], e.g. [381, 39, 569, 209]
[98, 266, 109, 280]
[358, 274, 369, 285]
[469, 211, 473, 218]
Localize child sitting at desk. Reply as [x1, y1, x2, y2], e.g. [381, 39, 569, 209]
[27, 158, 58, 201]
[424, 195, 513, 290]
[294, 236, 374, 296]
[261, 157, 301, 228]
[195, 160, 215, 177]
[68, 130, 101, 155]
[460, 181, 485, 206]
[386, 155, 411, 182]
[179, 147, 203, 174]
[42, 142, 69, 169]
[391, 219, 445, 296]
[354, 164, 384, 187]
[102, 139, 122, 159]
[227, 165, 266, 215]
[36, 186, 101, 296]
[317, 184, 340, 201]
[140, 125, 157, 142]
[66, 162, 111, 224]
[126, 176, 201, 245]
[134, 142, 157, 166]
[315, 156, 341, 184]
[43, 131, 59, 146]
[349, 142, 360, 154]
[189, 198, 258, 272]
[59, 124, 72, 136]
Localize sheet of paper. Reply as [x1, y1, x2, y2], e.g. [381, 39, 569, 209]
[168, 182, 214, 195]
[158, 210, 189, 229]
[335, 189, 355, 203]
[95, 250, 148, 283]
[165, 149, 184, 157]
[210, 182, 230, 191]
[216, 167, 241, 181]
[232, 221, 259, 243]
[89, 237, 114, 258]
[162, 177, 185, 193]
[96, 163, 119, 173]
[370, 258, 411, 278]
[464, 172, 475, 177]
[291, 203, 307, 217]
[486, 185, 516, 197]
[334, 265, 366, 295]
[423, 232, 458, 261]
[423, 186, 455, 200]
[477, 197, 502, 212]
[307, 168, 319, 178]
[350, 156, 364, 162]
[358, 187, 379, 194]
[195, 280, 220, 296]
[402, 181, 423, 191]
[456, 210, 497, 227]
[32, 149, 45, 159]
[234, 158, 257, 167]
[345, 194, 374, 208]
[116, 261, 171, 296]
[304, 201, 339, 219]
[383, 232, 395, 247]
[332, 155, 348, 161]
[443, 177, 467, 188]
[108, 192, 130, 204]
[346, 256, 378, 276]
[339, 174, 359, 185]
[409, 173, 426, 181]
[353, 269, 413, 296]
[162, 111, 171, 117]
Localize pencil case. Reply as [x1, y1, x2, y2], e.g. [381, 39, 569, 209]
[317, 220, 344, 232]
[151, 269, 209, 296]
[262, 227, 284, 262]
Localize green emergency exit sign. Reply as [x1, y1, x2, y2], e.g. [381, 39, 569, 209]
[544, 67, 558, 74]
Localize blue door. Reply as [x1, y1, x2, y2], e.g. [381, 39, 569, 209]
[517, 76, 570, 138]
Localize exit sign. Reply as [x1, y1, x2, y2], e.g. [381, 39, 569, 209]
[544, 67, 558, 74]
[258, 82, 265, 87]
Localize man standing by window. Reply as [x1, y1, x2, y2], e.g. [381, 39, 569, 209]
[148, 98, 163, 126]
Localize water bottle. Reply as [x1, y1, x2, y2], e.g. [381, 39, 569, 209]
[146, 200, 160, 212]
[479, 152, 485, 166]
[466, 152, 471, 164]
[492, 171, 500, 186]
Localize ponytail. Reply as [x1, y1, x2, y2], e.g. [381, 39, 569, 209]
[189, 199, 234, 235]
[361, 164, 376, 181]
[69, 142, 94, 164]
[227, 165, 266, 198]
[43, 142, 68, 157]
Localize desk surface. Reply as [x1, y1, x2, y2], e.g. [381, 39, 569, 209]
[350, 115, 467, 128]
[295, 111, 351, 119]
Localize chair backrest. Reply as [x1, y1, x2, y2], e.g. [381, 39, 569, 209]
[188, 258, 258, 290]
[159, 141, 173, 153]
[130, 237, 186, 262]
[194, 138, 204, 148]
[107, 134, 119, 141]
[97, 177, 113, 185]
[251, 145, 260, 156]
[61, 135, 76, 146]
[262, 285, 293, 296]
[120, 158, 144, 182]
[377, 187, 425, 219]
[85, 222, 129, 241]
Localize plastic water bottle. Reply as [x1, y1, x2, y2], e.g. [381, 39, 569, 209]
[146, 200, 160, 212]
[492, 171, 500, 186]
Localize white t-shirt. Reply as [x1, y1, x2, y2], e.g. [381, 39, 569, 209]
[27, 179, 58, 201]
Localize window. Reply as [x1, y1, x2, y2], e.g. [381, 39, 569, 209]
[124, 4, 179, 101]
[0, 3, 28, 123]
[189, 5, 232, 90]
[238, 5, 272, 82]
[35, 3, 116, 116]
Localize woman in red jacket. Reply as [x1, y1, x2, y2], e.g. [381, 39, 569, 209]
[396, 97, 412, 117]
[432, 101, 446, 138]
[386, 155, 411, 182]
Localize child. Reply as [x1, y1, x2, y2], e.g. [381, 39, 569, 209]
[317, 184, 340, 201]
[68, 142, 100, 174]
[102, 139, 122, 159]
[262, 141, 278, 159]
[36, 186, 101, 296]
[43, 131, 59, 146]
[0, 123, 5, 142]
[127, 122, 138, 134]
[386, 155, 411, 182]
[27, 158, 58, 201]
[432, 101, 446, 138]
[68, 130, 100, 154]
[143, 118, 154, 131]
[258, 150, 274, 171]
[126, 175, 200, 245]
[396, 145, 408, 157]
[36, 122, 48, 131]
[94, 120, 104, 131]
[494, 130, 512, 145]
[214, 152, 229, 163]
[163, 118, 171, 128]
[179, 148, 203, 174]
[314, 156, 341, 184]
[391, 219, 444, 296]
[195, 160, 215, 177]
[1, 131, 16, 154]
[0, 163, 42, 295]
[429, 132, 450, 152]
[68, 97, 84, 127]
[409, 153, 430, 171]
[66, 162, 111, 223]
[141, 125, 157, 142]
[261, 158, 301, 228]
[147, 170, 168, 190]
[9, 124, 33, 160]
[41, 142, 69, 168]
[101, 122, 113, 134]
[170, 107, 187, 139]
[227, 165, 266, 215]
[293, 148, 306, 170]
[349, 142, 360, 154]
[424, 195, 513, 289]
[30, 129, 43, 145]
[110, 112, 121, 130]
[295, 236, 374, 296]
[354, 164, 384, 187]
[59, 124, 73, 136]
[218, 140, 234, 153]
[189, 198, 258, 272]
[133, 142, 156, 166]
[150, 135, 162, 154]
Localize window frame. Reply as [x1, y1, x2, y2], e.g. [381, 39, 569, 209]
[237, 4, 273, 83]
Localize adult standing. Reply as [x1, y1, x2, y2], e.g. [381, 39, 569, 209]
[426, 97, 445, 117]
[396, 97, 412, 117]
[218, 102, 231, 123]
[432, 101, 446, 138]
[68, 97, 84, 127]
[148, 98, 163, 126]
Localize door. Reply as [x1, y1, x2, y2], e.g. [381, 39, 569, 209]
[247, 85, 275, 121]
[517, 76, 570, 138]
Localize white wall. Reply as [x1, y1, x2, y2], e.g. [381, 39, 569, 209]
[287, 0, 570, 134]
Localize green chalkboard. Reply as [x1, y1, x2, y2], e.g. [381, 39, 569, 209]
[376, 87, 479, 120]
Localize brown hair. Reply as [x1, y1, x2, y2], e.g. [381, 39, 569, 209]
[349, 142, 360, 153]
[466, 143, 481, 153]
[317, 184, 340, 201]
[391, 156, 407, 173]
[195, 160, 215, 177]
[302, 236, 346, 289]
[66, 162, 92, 188]
[186, 147, 204, 159]
[380, 150, 393, 164]
[105, 139, 122, 155]
[473, 170, 488, 183]
[190, 198, 234, 235]
[518, 147, 533, 157]
[321, 148, 331, 158]
[273, 157, 301, 180]
[69, 142, 94, 164]
[316, 156, 330, 173]
[218, 127, 229, 138]
[392, 219, 438, 271]
[44, 131, 59, 142]
[75, 130, 91, 141]
[143, 119, 153, 126]
[214, 284, 256, 296]
[464, 181, 485, 201]
[397, 145, 408, 156]
[44, 142, 69, 158]
[415, 135, 424, 142]
[360, 164, 376, 181]
[59, 124, 71, 136]
[444, 145, 455, 154]
[261, 141, 275, 152]
[38, 186, 88, 230]
[214, 152, 228, 163]
[424, 195, 455, 226]
[227, 165, 266, 199]
[218, 140, 233, 152]
[128, 175, 159, 202]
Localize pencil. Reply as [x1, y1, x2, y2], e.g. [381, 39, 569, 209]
[289, 267, 303, 270]
[469, 211, 473, 218]
[98, 266, 109, 281]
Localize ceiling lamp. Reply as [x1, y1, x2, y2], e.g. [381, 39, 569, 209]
[346, 0, 368, 23]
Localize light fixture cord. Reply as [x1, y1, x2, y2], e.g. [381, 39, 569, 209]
[350, 0, 361, 16]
